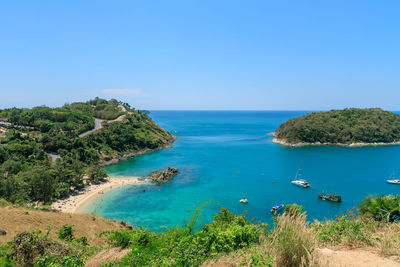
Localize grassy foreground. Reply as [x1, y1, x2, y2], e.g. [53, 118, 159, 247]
[0, 196, 400, 266]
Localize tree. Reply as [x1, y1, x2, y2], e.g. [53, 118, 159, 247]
[27, 166, 57, 203]
[87, 165, 108, 184]
[358, 195, 400, 222]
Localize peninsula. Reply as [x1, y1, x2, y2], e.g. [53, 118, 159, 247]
[0, 98, 175, 207]
[273, 108, 400, 147]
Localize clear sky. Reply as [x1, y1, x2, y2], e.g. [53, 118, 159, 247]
[1, 1, 399, 110]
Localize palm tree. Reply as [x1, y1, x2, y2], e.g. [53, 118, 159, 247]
[358, 195, 400, 222]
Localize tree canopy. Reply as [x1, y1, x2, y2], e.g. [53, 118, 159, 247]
[274, 108, 400, 144]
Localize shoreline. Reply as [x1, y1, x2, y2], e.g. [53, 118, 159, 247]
[52, 137, 178, 214]
[272, 137, 400, 148]
[51, 177, 145, 214]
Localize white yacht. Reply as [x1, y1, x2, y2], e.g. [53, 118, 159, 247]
[291, 168, 310, 188]
[386, 170, 400, 185]
[291, 179, 310, 188]
[387, 178, 400, 185]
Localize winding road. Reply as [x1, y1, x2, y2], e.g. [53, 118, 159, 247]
[79, 105, 127, 138]
[48, 105, 128, 161]
[79, 118, 103, 138]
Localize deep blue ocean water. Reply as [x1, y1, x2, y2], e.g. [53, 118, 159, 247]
[85, 111, 400, 231]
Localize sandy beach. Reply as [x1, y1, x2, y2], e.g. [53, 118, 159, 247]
[51, 177, 143, 214]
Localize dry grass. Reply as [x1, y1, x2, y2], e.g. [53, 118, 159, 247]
[370, 221, 400, 256]
[270, 212, 316, 266]
[85, 247, 131, 267]
[0, 207, 128, 246]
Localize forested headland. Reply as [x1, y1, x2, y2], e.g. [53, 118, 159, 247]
[0, 98, 174, 205]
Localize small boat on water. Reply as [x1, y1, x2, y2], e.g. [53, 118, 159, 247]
[271, 204, 284, 214]
[387, 179, 400, 185]
[386, 171, 400, 184]
[318, 193, 342, 202]
[291, 179, 310, 188]
[239, 198, 248, 203]
[291, 168, 310, 188]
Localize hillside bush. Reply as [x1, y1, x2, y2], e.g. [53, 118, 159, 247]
[284, 203, 304, 216]
[9, 231, 71, 267]
[34, 255, 84, 267]
[58, 225, 75, 242]
[313, 215, 372, 247]
[358, 194, 400, 222]
[105, 207, 265, 266]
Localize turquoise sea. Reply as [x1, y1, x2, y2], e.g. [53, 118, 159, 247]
[85, 111, 400, 231]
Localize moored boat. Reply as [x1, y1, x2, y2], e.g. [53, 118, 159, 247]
[318, 192, 342, 202]
[271, 204, 284, 214]
[291, 168, 310, 188]
[387, 179, 400, 185]
[386, 170, 400, 184]
[239, 198, 248, 203]
[291, 179, 310, 188]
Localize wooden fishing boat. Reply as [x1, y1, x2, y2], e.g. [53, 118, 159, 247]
[318, 192, 342, 202]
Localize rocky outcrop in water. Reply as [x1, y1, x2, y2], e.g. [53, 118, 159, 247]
[147, 167, 178, 185]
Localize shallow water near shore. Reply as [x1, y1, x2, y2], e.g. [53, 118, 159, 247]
[85, 111, 400, 231]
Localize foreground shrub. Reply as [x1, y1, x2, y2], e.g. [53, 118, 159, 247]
[0, 198, 11, 207]
[105, 228, 156, 249]
[313, 215, 371, 247]
[58, 225, 75, 242]
[105, 207, 265, 266]
[0, 244, 15, 267]
[241, 248, 275, 266]
[10, 231, 71, 267]
[358, 194, 400, 222]
[284, 203, 304, 216]
[33, 255, 84, 267]
[270, 212, 315, 267]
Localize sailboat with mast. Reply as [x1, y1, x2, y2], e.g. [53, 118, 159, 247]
[291, 167, 310, 188]
[387, 170, 400, 185]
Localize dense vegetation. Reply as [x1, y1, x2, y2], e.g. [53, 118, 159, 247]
[275, 108, 400, 144]
[103, 207, 266, 266]
[0, 98, 173, 205]
[1, 195, 399, 266]
[0, 98, 126, 132]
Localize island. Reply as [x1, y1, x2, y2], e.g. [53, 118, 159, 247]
[273, 108, 400, 147]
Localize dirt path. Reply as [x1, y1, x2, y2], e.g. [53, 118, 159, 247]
[318, 248, 400, 267]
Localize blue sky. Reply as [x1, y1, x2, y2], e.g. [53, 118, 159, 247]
[0, 1, 399, 110]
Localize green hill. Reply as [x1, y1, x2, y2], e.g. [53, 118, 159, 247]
[0, 98, 174, 204]
[274, 108, 400, 145]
